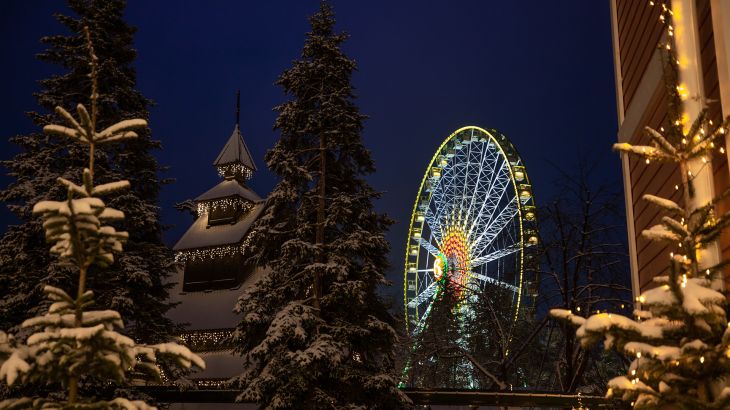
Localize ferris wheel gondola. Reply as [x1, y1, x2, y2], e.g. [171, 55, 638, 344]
[403, 126, 538, 337]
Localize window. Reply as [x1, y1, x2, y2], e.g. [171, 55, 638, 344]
[182, 253, 252, 292]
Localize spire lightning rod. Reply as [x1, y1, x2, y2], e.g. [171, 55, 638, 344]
[236, 90, 240, 126]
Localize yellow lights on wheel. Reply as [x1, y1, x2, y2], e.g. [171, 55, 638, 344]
[518, 184, 533, 204]
[525, 206, 537, 221]
[409, 245, 419, 256]
[403, 125, 537, 336]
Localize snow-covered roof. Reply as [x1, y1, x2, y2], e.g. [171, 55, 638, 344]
[213, 124, 257, 171]
[195, 179, 262, 203]
[173, 201, 265, 251]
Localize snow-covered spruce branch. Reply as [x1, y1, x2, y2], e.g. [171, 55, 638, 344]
[552, 38, 730, 409]
[0, 28, 203, 410]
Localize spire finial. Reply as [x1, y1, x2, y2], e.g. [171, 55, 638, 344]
[236, 90, 240, 126]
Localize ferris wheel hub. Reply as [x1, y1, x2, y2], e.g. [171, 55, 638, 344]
[403, 126, 538, 336]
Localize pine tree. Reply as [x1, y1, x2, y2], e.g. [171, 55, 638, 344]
[463, 283, 528, 389]
[0, 29, 204, 409]
[404, 272, 467, 389]
[0, 0, 175, 343]
[551, 5, 730, 408]
[231, 2, 408, 408]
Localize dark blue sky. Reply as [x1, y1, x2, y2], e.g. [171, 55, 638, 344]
[1, 1, 621, 297]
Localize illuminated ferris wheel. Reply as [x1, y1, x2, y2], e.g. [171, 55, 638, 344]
[403, 126, 538, 336]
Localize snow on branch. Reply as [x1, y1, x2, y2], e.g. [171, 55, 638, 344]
[645, 127, 677, 156]
[92, 181, 130, 196]
[0, 32, 205, 408]
[643, 194, 683, 215]
[95, 119, 147, 143]
[43, 124, 88, 144]
[613, 143, 670, 160]
[642, 224, 681, 242]
[549, 309, 586, 327]
[0, 351, 30, 386]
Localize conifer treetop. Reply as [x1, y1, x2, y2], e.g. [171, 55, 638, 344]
[231, 2, 408, 407]
[0, 27, 204, 410]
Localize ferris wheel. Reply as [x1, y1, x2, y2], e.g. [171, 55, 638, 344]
[403, 126, 537, 336]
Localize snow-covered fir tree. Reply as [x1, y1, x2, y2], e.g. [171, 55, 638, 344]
[404, 270, 467, 389]
[0, 0, 176, 344]
[462, 281, 537, 390]
[0, 29, 204, 409]
[551, 7, 730, 408]
[231, 2, 409, 408]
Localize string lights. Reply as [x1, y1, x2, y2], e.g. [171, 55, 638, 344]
[179, 328, 234, 351]
[217, 163, 253, 180]
[197, 196, 253, 216]
[563, 2, 730, 407]
[195, 378, 229, 389]
[175, 231, 255, 262]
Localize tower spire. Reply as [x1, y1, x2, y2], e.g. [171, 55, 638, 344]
[214, 92, 257, 180]
[236, 90, 240, 126]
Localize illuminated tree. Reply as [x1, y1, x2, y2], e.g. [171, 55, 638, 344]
[552, 7, 730, 407]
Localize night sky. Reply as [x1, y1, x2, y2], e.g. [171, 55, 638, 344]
[0, 1, 622, 300]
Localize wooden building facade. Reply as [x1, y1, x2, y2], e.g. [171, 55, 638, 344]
[610, 0, 730, 296]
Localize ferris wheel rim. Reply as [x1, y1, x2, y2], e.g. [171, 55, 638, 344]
[403, 125, 536, 335]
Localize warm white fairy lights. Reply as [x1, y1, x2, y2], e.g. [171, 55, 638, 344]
[195, 378, 229, 389]
[197, 197, 253, 216]
[179, 328, 234, 351]
[216, 163, 253, 180]
[175, 232, 255, 262]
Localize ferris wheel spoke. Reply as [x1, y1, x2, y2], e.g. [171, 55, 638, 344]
[469, 198, 519, 256]
[430, 158, 468, 229]
[470, 243, 522, 268]
[412, 298, 437, 336]
[459, 135, 476, 215]
[404, 127, 534, 344]
[462, 144, 499, 230]
[467, 273, 519, 293]
[466, 163, 511, 242]
[417, 238, 441, 258]
[407, 281, 438, 308]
